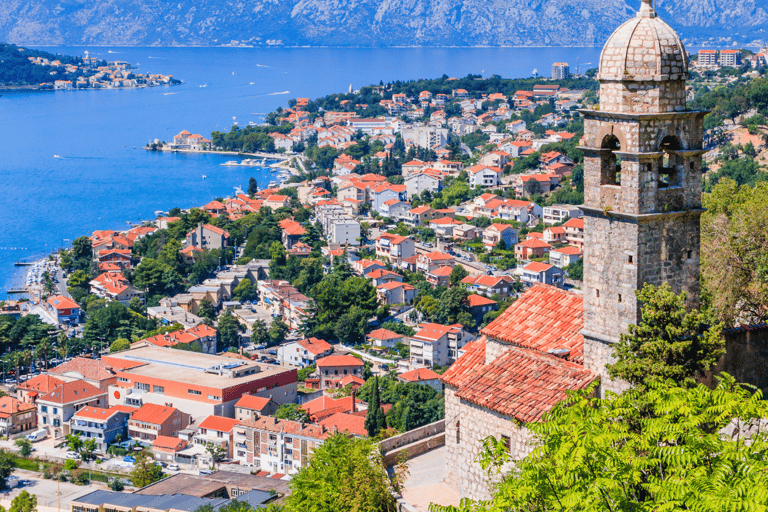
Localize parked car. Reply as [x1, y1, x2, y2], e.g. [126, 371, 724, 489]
[268, 350, 277, 356]
[66, 451, 80, 459]
[199, 469, 213, 476]
[168, 463, 180, 471]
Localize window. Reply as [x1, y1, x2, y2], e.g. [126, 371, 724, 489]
[188, 389, 201, 395]
[456, 421, 460, 444]
[208, 395, 221, 401]
[596, 289, 600, 298]
[628, 255, 633, 264]
[41, 406, 48, 413]
[687, 250, 693, 259]
[53, 408, 58, 414]
[153, 385, 164, 394]
[136, 382, 150, 391]
[618, 294, 622, 303]
[501, 435, 511, 453]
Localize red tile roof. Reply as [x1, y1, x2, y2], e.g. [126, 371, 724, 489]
[295, 337, 333, 356]
[524, 262, 555, 273]
[399, 367, 441, 382]
[47, 295, 80, 311]
[563, 218, 584, 229]
[39, 380, 105, 404]
[316, 355, 364, 368]
[467, 294, 497, 307]
[553, 246, 583, 255]
[339, 375, 366, 387]
[429, 266, 454, 277]
[318, 412, 367, 437]
[72, 406, 123, 421]
[453, 343, 596, 422]
[301, 395, 361, 419]
[152, 436, 187, 450]
[414, 323, 454, 341]
[0, 396, 35, 416]
[235, 395, 272, 411]
[19, 375, 64, 394]
[199, 415, 240, 433]
[367, 328, 401, 341]
[440, 339, 488, 390]
[516, 238, 552, 249]
[481, 284, 585, 363]
[130, 403, 178, 425]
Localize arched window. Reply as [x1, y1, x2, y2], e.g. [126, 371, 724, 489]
[601, 134, 622, 186]
[659, 136, 682, 188]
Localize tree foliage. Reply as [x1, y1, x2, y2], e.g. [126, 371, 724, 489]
[286, 435, 399, 512]
[130, 452, 163, 487]
[431, 374, 768, 512]
[607, 283, 724, 388]
[701, 178, 768, 326]
[274, 403, 310, 423]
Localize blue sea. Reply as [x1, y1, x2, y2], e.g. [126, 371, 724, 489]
[0, 46, 611, 297]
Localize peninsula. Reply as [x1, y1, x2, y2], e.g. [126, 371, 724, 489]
[0, 43, 181, 90]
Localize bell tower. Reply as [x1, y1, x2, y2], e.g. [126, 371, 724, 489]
[579, 0, 707, 394]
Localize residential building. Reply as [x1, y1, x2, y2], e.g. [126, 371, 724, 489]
[89, 273, 144, 305]
[234, 395, 279, 422]
[377, 281, 417, 306]
[367, 328, 403, 348]
[186, 223, 230, 250]
[416, 251, 455, 273]
[37, 380, 108, 437]
[514, 174, 560, 197]
[466, 294, 498, 326]
[352, 259, 386, 276]
[194, 415, 241, 458]
[550, 246, 583, 268]
[151, 436, 188, 463]
[365, 269, 403, 287]
[46, 295, 81, 324]
[128, 403, 190, 441]
[410, 323, 475, 367]
[329, 217, 361, 246]
[697, 49, 718, 66]
[316, 355, 365, 389]
[429, 217, 462, 238]
[370, 183, 407, 213]
[482, 224, 518, 249]
[379, 198, 411, 220]
[375, 234, 416, 266]
[103, 346, 298, 418]
[563, 218, 585, 248]
[406, 206, 436, 227]
[397, 368, 442, 393]
[69, 406, 131, 453]
[234, 417, 330, 474]
[521, 262, 564, 288]
[453, 224, 480, 242]
[405, 170, 444, 200]
[277, 337, 333, 367]
[258, 280, 310, 330]
[401, 126, 449, 150]
[542, 205, 583, 225]
[551, 62, 570, 79]
[426, 265, 454, 287]
[0, 397, 36, 436]
[720, 49, 741, 67]
[461, 274, 518, 298]
[17, 375, 64, 404]
[543, 226, 566, 244]
[468, 165, 502, 188]
[515, 237, 552, 260]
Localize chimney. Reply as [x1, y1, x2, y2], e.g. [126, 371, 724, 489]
[351, 389, 357, 413]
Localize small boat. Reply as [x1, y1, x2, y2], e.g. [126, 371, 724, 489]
[250, 82, 255, 85]
[233, 116, 237, 120]
[221, 161, 239, 166]
[53, 154, 62, 159]
[200, 84, 208, 88]
[233, 121, 238, 125]
[202, 175, 207, 179]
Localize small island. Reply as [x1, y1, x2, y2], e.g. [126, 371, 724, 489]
[0, 43, 181, 90]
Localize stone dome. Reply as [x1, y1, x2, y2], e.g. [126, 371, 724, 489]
[598, 0, 688, 82]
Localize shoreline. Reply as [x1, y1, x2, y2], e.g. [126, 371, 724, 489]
[147, 147, 303, 176]
[0, 82, 182, 92]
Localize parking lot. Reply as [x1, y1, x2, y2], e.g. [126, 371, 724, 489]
[1, 470, 105, 509]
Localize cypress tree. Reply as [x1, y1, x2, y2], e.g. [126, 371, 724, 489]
[365, 377, 381, 437]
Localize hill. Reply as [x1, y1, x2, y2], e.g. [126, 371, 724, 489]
[0, 0, 765, 48]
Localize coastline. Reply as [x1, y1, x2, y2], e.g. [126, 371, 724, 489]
[147, 147, 303, 176]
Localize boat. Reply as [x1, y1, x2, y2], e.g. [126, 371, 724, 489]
[248, 121, 257, 127]
[53, 154, 62, 159]
[233, 121, 238, 125]
[250, 82, 255, 85]
[268, 181, 278, 188]
[261, 158, 267, 165]
[233, 116, 237, 120]
[221, 161, 240, 166]
[200, 84, 208, 88]
[202, 175, 207, 180]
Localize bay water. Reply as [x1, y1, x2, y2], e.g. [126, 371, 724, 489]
[0, 46, 608, 296]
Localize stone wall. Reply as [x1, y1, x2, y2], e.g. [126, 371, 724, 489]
[444, 386, 534, 501]
[599, 80, 687, 114]
[702, 326, 768, 395]
[379, 420, 445, 453]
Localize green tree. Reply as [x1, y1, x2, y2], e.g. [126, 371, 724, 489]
[14, 438, 32, 457]
[437, 287, 471, 327]
[0, 449, 15, 490]
[607, 283, 724, 388]
[416, 295, 439, 320]
[286, 435, 398, 512]
[364, 377, 386, 437]
[130, 452, 163, 487]
[333, 309, 367, 345]
[217, 310, 241, 351]
[268, 318, 289, 347]
[449, 265, 469, 287]
[565, 258, 583, 281]
[197, 298, 217, 324]
[430, 375, 768, 512]
[205, 443, 227, 470]
[250, 320, 269, 347]
[274, 403, 310, 423]
[701, 179, 768, 325]
[81, 438, 97, 461]
[247, 177, 259, 197]
[109, 338, 131, 353]
[9, 490, 36, 512]
[65, 433, 83, 453]
[231, 279, 257, 302]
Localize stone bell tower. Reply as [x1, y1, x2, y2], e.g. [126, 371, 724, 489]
[579, 0, 707, 394]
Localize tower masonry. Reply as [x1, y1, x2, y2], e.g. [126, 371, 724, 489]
[579, 0, 707, 394]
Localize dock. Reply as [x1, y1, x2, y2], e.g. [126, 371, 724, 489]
[13, 261, 35, 266]
[6, 289, 28, 294]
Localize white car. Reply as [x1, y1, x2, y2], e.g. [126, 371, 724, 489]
[167, 463, 180, 471]
[66, 451, 79, 459]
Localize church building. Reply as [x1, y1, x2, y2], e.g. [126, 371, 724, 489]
[442, 0, 708, 500]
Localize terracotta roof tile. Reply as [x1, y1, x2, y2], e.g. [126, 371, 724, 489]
[295, 337, 333, 356]
[481, 284, 585, 363]
[316, 355, 364, 368]
[130, 403, 178, 424]
[399, 367, 441, 382]
[235, 395, 272, 411]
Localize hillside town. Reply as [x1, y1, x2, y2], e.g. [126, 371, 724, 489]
[2, 2, 768, 511]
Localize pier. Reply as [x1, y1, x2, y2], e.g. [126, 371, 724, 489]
[14, 261, 35, 266]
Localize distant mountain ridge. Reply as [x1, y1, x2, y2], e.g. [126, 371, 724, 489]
[0, 0, 765, 47]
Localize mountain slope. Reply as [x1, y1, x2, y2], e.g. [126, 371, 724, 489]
[0, 0, 763, 47]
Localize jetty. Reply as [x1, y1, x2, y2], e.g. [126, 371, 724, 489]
[14, 261, 35, 266]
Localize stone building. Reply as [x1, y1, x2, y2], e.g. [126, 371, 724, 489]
[442, 0, 707, 500]
[579, 0, 705, 395]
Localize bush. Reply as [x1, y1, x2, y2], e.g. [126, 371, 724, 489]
[107, 446, 127, 457]
[63, 459, 79, 471]
[111, 478, 124, 491]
